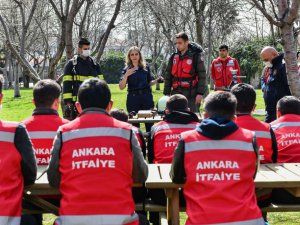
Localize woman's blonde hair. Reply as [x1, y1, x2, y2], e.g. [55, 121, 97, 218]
[125, 46, 146, 69]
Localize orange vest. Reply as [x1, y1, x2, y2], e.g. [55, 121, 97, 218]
[271, 114, 300, 163]
[0, 121, 22, 225]
[171, 54, 198, 89]
[152, 121, 199, 163]
[211, 56, 241, 89]
[23, 114, 69, 165]
[58, 113, 138, 225]
[235, 115, 274, 164]
[182, 128, 263, 225]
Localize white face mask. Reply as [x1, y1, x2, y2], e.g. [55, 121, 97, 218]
[264, 61, 273, 68]
[81, 49, 91, 57]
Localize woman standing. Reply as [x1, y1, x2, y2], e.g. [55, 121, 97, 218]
[119, 46, 161, 132]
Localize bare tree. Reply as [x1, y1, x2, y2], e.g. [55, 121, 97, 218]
[251, 0, 300, 97]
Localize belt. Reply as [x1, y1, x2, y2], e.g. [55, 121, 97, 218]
[128, 89, 151, 95]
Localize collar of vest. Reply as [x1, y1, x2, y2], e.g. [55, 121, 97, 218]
[32, 108, 59, 116]
[79, 107, 110, 117]
[164, 111, 199, 124]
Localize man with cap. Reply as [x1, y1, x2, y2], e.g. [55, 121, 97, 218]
[62, 38, 103, 120]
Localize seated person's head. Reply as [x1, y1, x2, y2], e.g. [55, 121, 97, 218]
[277, 96, 300, 117]
[231, 83, 256, 114]
[165, 94, 189, 114]
[110, 109, 128, 122]
[33, 79, 61, 110]
[76, 78, 112, 113]
[203, 91, 237, 120]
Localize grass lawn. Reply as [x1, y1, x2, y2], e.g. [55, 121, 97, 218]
[1, 85, 299, 225]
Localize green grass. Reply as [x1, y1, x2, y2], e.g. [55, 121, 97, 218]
[2, 85, 298, 225]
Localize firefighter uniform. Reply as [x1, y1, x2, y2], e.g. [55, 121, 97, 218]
[62, 56, 103, 119]
[163, 44, 207, 112]
[210, 56, 241, 91]
[0, 121, 36, 225]
[171, 116, 264, 225]
[23, 108, 69, 165]
[47, 108, 148, 225]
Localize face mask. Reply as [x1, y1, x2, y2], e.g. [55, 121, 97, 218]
[81, 49, 91, 57]
[264, 61, 273, 68]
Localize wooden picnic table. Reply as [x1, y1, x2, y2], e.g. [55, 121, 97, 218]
[24, 163, 300, 225]
[147, 163, 300, 225]
[128, 113, 203, 124]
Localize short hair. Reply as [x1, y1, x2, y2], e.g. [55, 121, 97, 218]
[297, 51, 300, 59]
[78, 78, 111, 110]
[33, 79, 61, 108]
[277, 96, 300, 116]
[219, 44, 229, 51]
[231, 83, 256, 113]
[110, 109, 128, 122]
[0, 75, 4, 94]
[204, 91, 237, 119]
[166, 94, 188, 112]
[175, 32, 189, 42]
[78, 38, 90, 48]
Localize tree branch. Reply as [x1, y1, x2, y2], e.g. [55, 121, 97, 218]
[49, 0, 63, 21]
[287, 0, 300, 25]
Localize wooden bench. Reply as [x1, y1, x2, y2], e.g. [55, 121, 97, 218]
[262, 203, 300, 212]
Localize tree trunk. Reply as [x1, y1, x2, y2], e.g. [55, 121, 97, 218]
[14, 63, 21, 98]
[281, 24, 300, 97]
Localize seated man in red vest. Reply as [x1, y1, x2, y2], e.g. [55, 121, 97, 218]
[171, 91, 264, 225]
[0, 75, 37, 225]
[21, 79, 69, 225]
[270, 96, 300, 204]
[148, 94, 200, 225]
[47, 78, 148, 225]
[231, 83, 277, 223]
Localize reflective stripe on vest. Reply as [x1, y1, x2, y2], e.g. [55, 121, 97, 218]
[0, 131, 15, 142]
[211, 218, 264, 225]
[185, 140, 254, 153]
[0, 216, 20, 225]
[271, 122, 300, 131]
[254, 131, 271, 139]
[152, 123, 197, 135]
[62, 127, 131, 142]
[28, 131, 57, 139]
[55, 214, 139, 225]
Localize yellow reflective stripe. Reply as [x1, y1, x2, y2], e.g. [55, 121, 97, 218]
[63, 93, 72, 99]
[63, 75, 73, 82]
[72, 96, 77, 101]
[73, 75, 96, 82]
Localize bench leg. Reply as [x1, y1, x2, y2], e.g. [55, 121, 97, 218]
[166, 188, 179, 225]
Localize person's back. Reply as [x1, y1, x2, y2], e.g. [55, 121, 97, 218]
[0, 75, 37, 225]
[48, 78, 148, 225]
[271, 96, 300, 163]
[171, 91, 264, 225]
[231, 83, 277, 164]
[148, 94, 199, 164]
[23, 79, 69, 165]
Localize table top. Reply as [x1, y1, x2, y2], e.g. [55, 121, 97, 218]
[128, 115, 164, 124]
[146, 163, 300, 189]
[26, 163, 300, 195]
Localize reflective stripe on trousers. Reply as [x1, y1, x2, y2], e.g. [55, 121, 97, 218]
[0, 216, 21, 225]
[54, 213, 139, 225]
[188, 218, 264, 225]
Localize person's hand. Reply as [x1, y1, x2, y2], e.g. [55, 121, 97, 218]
[195, 94, 203, 105]
[125, 68, 137, 78]
[156, 76, 164, 83]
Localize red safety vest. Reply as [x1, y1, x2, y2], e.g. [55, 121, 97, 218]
[271, 114, 300, 163]
[210, 56, 241, 89]
[57, 113, 138, 225]
[171, 53, 198, 89]
[23, 115, 69, 165]
[0, 121, 22, 225]
[235, 115, 274, 164]
[152, 121, 199, 163]
[132, 126, 145, 150]
[182, 128, 263, 225]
